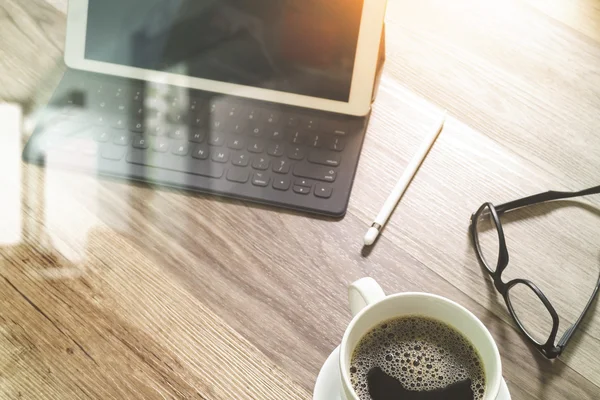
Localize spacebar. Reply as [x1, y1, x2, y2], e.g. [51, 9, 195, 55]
[127, 149, 224, 178]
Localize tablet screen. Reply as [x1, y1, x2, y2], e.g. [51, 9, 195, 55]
[85, 0, 364, 103]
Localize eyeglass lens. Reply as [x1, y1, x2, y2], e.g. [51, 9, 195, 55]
[508, 282, 555, 345]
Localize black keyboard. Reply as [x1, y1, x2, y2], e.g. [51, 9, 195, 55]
[23, 70, 369, 217]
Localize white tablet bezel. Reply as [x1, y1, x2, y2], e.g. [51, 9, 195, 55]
[64, 0, 386, 116]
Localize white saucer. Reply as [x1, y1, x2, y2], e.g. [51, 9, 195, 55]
[313, 346, 511, 400]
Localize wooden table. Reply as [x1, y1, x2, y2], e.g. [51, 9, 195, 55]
[1, 0, 600, 398]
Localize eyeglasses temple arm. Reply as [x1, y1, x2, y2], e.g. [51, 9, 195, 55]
[496, 186, 600, 214]
[557, 271, 600, 349]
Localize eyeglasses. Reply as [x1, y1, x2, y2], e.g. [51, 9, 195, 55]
[470, 185, 600, 359]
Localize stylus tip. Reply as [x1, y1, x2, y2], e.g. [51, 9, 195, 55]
[364, 227, 379, 246]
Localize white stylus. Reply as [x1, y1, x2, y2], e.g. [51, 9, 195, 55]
[363, 113, 447, 246]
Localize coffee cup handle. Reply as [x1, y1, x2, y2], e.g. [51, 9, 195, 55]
[348, 278, 386, 317]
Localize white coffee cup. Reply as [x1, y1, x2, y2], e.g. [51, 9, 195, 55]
[339, 278, 508, 400]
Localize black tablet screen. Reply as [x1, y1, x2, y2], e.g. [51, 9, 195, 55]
[85, 0, 364, 102]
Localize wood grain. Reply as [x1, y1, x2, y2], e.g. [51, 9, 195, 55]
[1, 0, 600, 399]
[1, 227, 309, 399]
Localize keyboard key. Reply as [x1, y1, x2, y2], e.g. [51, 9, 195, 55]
[273, 177, 291, 191]
[59, 105, 76, 116]
[127, 149, 224, 179]
[115, 97, 127, 108]
[116, 103, 127, 113]
[332, 124, 351, 136]
[209, 102, 220, 115]
[224, 105, 245, 119]
[191, 115, 207, 127]
[101, 145, 126, 161]
[252, 156, 270, 170]
[190, 130, 206, 143]
[113, 132, 131, 146]
[293, 163, 337, 182]
[94, 84, 106, 96]
[228, 121, 248, 135]
[228, 137, 245, 150]
[215, 105, 235, 119]
[249, 126, 263, 137]
[273, 159, 290, 174]
[172, 141, 190, 156]
[263, 111, 280, 125]
[169, 126, 188, 140]
[308, 150, 341, 167]
[144, 96, 161, 110]
[147, 109, 165, 121]
[267, 143, 284, 157]
[168, 112, 187, 125]
[248, 140, 264, 153]
[285, 115, 299, 127]
[192, 144, 209, 159]
[112, 117, 127, 130]
[295, 179, 311, 187]
[94, 130, 111, 143]
[168, 96, 182, 110]
[315, 184, 333, 199]
[153, 137, 170, 153]
[211, 120, 225, 132]
[95, 115, 107, 126]
[129, 120, 145, 133]
[189, 98, 203, 112]
[231, 152, 249, 167]
[212, 149, 230, 163]
[62, 101, 85, 116]
[64, 90, 85, 108]
[132, 90, 143, 102]
[289, 130, 306, 144]
[227, 167, 250, 183]
[287, 146, 305, 160]
[252, 172, 270, 187]
[113, 87, 124, 99]
[132, 136, 150, 149]
[209, 134, 225, 146]
[270, 129, 284, 140]
[245, 109, 260, 122]
[149, 125, 166, 136]
[301, 117, 319, 131]
[322, 120, 350, 136]
[67, 109, 90, 122]
[293, 185, 310, 195]
[132, 106, 145, 117]
[329, 137, 345, 151]
[309, 133, 323, 148]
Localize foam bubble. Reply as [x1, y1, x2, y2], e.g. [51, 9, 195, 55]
[349, 316, 486, 400]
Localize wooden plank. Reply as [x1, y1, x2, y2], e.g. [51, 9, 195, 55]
[1, 228, 310, 399]
[523, 0, 600, 43]
[383, 0, 600, 188]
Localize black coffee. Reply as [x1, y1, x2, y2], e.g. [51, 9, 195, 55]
[350, 316, 486, 400]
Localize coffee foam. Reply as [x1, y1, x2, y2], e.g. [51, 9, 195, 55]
[350, 316, 486, 400]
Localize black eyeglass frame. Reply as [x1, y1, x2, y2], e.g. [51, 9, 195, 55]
[469, 185, 600, 359]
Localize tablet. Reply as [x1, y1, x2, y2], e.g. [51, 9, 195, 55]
[64, 0, 387, 116]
